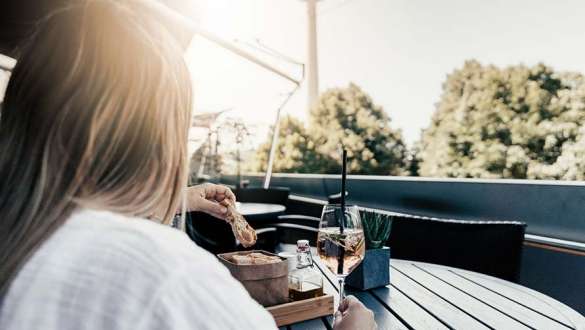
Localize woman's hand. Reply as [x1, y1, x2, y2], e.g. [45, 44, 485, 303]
[184, 183, 236, 220]
[333, 296, 377, 330]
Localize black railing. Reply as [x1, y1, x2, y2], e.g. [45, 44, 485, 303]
[222, 173, 585, 245]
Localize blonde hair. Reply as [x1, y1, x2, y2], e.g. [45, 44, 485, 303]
[0, 0, 192, 291]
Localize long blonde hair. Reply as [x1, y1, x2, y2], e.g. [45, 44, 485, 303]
[0, 0, 192, 292]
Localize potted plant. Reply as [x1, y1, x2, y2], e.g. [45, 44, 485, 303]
[346, 210, 392, 290]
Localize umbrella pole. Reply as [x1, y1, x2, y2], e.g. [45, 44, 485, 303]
[263, 85, 302, 188]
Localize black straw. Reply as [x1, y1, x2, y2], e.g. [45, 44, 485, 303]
[340, 149, 347, 234]
[337, 149, 347, 276]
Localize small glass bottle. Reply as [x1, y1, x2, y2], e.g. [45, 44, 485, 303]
[288, 240, 324, 301]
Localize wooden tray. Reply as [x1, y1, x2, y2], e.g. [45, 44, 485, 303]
[266, 294, 334, 327]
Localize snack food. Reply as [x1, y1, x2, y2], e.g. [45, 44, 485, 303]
[221, 200, 257, 248]
[230, 252, 282, 265]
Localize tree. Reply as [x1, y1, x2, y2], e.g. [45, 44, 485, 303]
[418, 60, 585, 180]
[254, 83, 408, 175]
[254, 115, 335, 173]
[309, 83, 407, 175]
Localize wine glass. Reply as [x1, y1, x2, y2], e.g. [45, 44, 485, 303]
[317, 204, 366, 314]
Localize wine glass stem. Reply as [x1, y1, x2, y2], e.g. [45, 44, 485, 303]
[338, 277, 345, 304]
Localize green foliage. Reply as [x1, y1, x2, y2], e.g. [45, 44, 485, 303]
[310, 83, 407, 175]
[418, 60, 585, 180]
[254, 115, 336, 173]
[360, 210, 392, 250]
[254, 83, 408, 175]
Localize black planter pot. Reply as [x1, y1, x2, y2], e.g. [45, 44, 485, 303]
[346, 247, 390, 290]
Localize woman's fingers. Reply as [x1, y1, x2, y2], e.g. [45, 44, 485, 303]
[333, 296, 376, 330]
[197, 199, 228, 219]
[184, 184, 236, 218]
[223, 186, 236, 203]
[338, 295, 358, 313]
[211, 185, 236, 204]
[203, 184, 236, 203]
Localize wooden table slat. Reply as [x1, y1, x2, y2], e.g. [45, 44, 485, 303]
[314, 257, 408, 329]
[414, 262, 572, 330]
[277, 245, 584, 330]
[353, 291, 409, 330]
[448, 265, 585, 330]
[370, 286, 449, 330]
[389, 265, 490, 330]
[393, 261, 531, 329]
[323, 315, 333, 328]
[288, 317, 329, 330]
[313, 258, 340, 309]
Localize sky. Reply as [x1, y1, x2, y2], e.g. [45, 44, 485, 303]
[2, 0, 585, 148]
[184, 0, 585, 148]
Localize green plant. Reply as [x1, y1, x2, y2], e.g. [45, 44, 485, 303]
[360, 210, 392, 249]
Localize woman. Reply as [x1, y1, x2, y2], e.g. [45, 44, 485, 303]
[0, 1, 375, 329]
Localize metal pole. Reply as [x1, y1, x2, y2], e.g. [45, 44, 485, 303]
[143, 0, 302, 86]
[149, 0, 302, 86]
[264, 112, 282, 189]
[195, 29, 301, 86]
[306, 0, 320, 109]
[263, 85, 302, 188]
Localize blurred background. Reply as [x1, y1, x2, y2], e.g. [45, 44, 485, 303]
[183, 0, 585, 183]
[4, 0, 585, 182]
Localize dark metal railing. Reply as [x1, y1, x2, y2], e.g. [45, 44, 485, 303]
[222, 173, 585, 245]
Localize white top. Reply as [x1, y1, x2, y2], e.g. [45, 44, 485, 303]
[0, 209, 277, 330]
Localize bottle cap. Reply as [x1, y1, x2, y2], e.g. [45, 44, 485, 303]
[296, 239, 310, 252]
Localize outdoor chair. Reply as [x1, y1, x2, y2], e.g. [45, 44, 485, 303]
[186, 211, 281, 253]
[387, 214, 526, 282]
[272, 223, 319, 246]
[285, 198, 324, 218]
[185, 212, 319, 253]
[185, 211, 236, 254]
[239, 227, 278, 252]
[275, 214, 321, 228]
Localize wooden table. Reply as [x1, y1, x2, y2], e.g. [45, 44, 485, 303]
[236, 202, 286, 220]
[285, 259, 585, 330]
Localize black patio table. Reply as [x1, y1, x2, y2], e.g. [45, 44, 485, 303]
[284, 258, 585, 330]
[236, 202, 286, 221]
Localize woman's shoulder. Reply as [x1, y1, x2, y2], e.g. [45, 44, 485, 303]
[64, 209, 277, 329]
[3, 208, 276, 329]
[62, 208, 218, 272]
